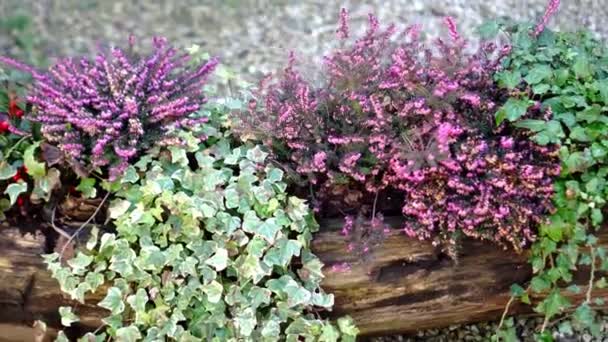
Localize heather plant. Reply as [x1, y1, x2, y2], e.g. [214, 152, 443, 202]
[240, 10, 560, 251]
[486, 1, 608, 340]
[0, 36, 218, 180]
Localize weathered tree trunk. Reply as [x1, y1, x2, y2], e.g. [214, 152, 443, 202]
[0, 220, 606, 339]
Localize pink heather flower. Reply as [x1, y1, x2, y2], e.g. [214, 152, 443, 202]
[500, 137, 514, 149]
[313, 151, 328, 171]
[534, 0, 561, 37]
[0, 37, 218, 180]
[240, 9, 560, 251]
[444, 16, 460, 42]
[460, 93, 481, 107]
[337, 8, 349, 39]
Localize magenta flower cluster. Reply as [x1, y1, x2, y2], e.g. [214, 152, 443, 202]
[241, 10, 560, 249]
[1, 37, 218, 179]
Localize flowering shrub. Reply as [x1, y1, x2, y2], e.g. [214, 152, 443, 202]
[239, 10, 560, 250]
[0, 37, 218, 180]
[45, 129, 357, 341]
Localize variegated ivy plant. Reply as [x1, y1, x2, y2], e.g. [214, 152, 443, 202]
[44, 126, 357, 341]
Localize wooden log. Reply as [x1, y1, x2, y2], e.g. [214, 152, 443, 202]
[0, 220, 606, 338]
[312, 219, 608, 336]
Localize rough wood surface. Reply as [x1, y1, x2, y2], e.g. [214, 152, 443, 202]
[312, 220, 608, 336]
[0, 220, 606, 338]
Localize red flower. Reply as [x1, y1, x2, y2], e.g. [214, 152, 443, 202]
[8, 93, 24, 118]
[12, 166, 28, 182]
[0, 121, 8, 133]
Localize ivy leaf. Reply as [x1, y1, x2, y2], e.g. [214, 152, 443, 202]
[263, 239, 302, 268]
[84, 272, 104, 291]
[337, 316, 359, 337]
[319, 324, 340, 342]
[55, 331, 70, 342]
[67, 252, 93, 273]
[4, 182, 27, 205]
[514, 119, 547, 132]
[98, 287, 125, 315]
[266, 167, 284, 183]
[573, 56, 591, 79]
[59, 306, 79, 327]
[77, 178, 97, 198]
[202, 280, 223, 303]
[126, 288, 149, 312]
[115, 326, 142, 342]
[524, 64, 552, 85]
[109, 199, 131, 219]
[496, 98, 530, 125]
[535, 289, 570, 319]
[0, 161, 17, 180]
[235, 307, 257, 337]
[205, 248, 229, 271]
[246, 145, 268, 163]
[24, 142, 46, 178]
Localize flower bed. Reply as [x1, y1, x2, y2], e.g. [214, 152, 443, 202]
[0, 0, 607, 341]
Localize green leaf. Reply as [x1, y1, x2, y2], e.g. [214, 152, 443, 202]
[532, 83, 550, 95]
[67, 252, 93, 272]
[115, 326, 142, 342]
[535, 289, 570, 319]
[591, 208, 603, 226]
[55, 331, 70, 342]
[76, 178, 97, 198]
[524, 64, 552, 85]
[497, 70, 522, 90]
[246, 145, 268, 163]
[205, 248, 229, 271]
[337, 316, 359, 337]
[24, 142, 45, 178]
[126, 288, 148, 312]
[234, 307, 257, 337]
[0, 162, 17, 180]
[573, 303, 595, 327]
[514, 119, 548, 132]
[98, 287, 125, 315]
[109, 199, 131, 219]
[573, 55, 591, 79]
[496, 98, 530, 125]
[121, 166, 140, 183]
[263, 239, 302, 268]
[4, 182, 27, 205]
[570, 126, 590, 142]
[59, 306, 79, 327]
[202, 280, 223, 303]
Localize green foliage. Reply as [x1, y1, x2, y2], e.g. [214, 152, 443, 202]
[0, 83, 59, 220]
[489, 21, 608, 339]
[44, 129, 356, 341]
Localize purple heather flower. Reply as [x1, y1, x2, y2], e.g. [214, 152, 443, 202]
[534, 0, 560, 37]
[1, 37, 218, 179]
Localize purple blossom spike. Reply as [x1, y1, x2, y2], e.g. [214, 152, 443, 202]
[534, 0, 560, 36]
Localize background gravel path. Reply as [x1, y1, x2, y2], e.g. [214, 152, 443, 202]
[0, 1, 607, 341]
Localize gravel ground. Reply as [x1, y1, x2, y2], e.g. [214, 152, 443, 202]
[1, 0, 607, 341]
